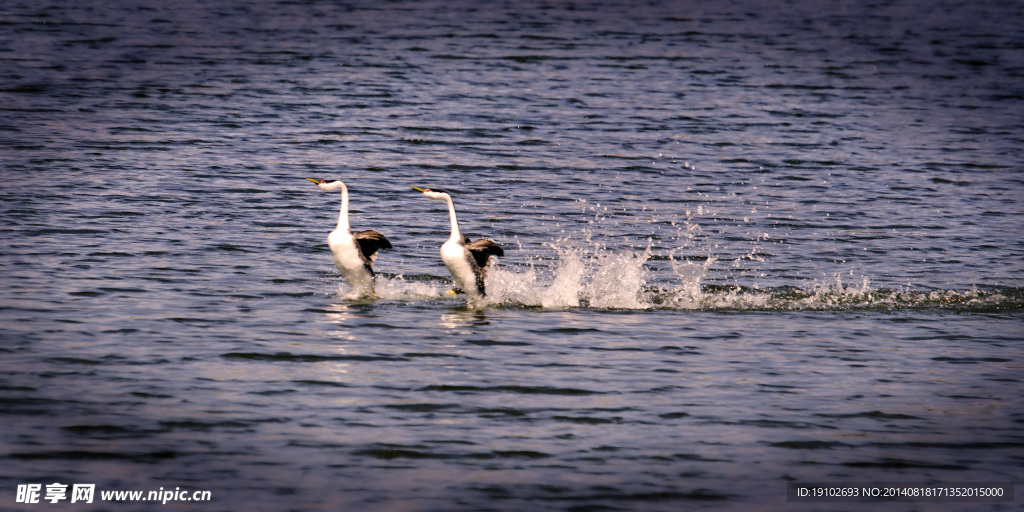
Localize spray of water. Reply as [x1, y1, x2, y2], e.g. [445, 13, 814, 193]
[373, 276, 443, 301]
[332, 212, 1020, 312]
[487, 239, 653, 309]
[335, 276, 442, 302]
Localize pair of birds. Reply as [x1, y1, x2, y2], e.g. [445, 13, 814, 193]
[306, 178, 504, 300]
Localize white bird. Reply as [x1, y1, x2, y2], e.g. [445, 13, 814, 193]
[413, 186, 504, 299]
[307, 178, 391, 297]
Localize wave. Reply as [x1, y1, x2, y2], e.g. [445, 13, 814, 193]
[358, 244, 1021, 312]
[347, 207, 1022, 312]
[484, 242, 1021, 312]
[649, 281, 1023, 312]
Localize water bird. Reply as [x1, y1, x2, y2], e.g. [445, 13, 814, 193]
[307, 178, 391, 297]
[412, 186, 504, 299]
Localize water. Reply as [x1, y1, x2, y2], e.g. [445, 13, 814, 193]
[2, 0, 1022, 510]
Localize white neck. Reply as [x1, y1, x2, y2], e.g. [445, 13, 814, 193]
[323, 181, 349, 231]
[444, 195, 462, 241]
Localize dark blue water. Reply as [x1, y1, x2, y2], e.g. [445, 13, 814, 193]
[2, 0, 1022, 510]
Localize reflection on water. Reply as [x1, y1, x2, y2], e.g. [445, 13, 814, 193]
[439, 309, 489, 329]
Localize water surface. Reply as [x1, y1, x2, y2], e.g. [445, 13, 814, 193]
[1, 0, 1022, 510]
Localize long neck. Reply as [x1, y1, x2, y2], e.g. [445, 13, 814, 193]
[336, 182, 350, 231]
[445, 195, 462, 241]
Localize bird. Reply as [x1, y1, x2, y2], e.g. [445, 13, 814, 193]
[412, 186, 504, 299]
[307, 178, 391, 297]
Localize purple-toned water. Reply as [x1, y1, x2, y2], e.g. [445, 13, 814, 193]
[1, 0, 1021, 510]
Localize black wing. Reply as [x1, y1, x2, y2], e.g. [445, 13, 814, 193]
[465, 238, 504, 270]
[353, 230, 392, 264]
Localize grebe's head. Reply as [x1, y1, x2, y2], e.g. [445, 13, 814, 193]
[306, 177, 344, 191]
[412, 186, 451, 201]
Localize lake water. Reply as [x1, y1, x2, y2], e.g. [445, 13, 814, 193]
[1, 0, 1022, 510]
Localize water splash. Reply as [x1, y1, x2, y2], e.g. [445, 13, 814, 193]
[333, 211, 1022, 313]
[335, 275, 443, 301]
[647, 274, 1022, 312]
[486, 241, 1021, 312]
[374, 276, 444, 301]
[488, 239, 653, 309]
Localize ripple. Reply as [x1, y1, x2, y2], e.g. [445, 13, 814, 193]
[221, 352, 408, 363]
[421, 384, 603, 396]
